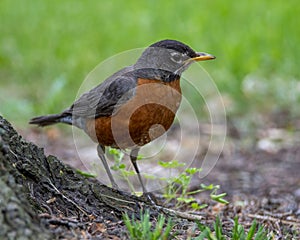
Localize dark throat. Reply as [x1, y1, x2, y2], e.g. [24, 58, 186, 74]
[134, 68, 180, 83]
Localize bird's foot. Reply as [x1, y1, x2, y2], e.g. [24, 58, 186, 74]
[111, 183, 121, 191]
[141, 192, 158, 205]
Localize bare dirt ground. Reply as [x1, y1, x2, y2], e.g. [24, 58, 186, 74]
[21, 119, 300, 239]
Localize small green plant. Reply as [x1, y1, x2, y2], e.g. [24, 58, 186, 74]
[75, 169, 97, 178]
[160, 160, 228, 209]
[195, 216, 271, 240]
[123, 210, 174, 240]
[108, 147, 137, 192]
[108, 149, 228, 208]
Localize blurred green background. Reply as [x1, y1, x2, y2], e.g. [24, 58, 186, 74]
[1, 0, 299, 130]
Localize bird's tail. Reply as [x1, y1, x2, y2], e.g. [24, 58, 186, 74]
[29, 113, 72, 127]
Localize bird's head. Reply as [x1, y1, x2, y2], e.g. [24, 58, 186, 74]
[135, 39, 215, 79]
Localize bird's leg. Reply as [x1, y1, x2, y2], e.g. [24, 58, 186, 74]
[97, 144, 119, 190]
[130, 148, 147, 193]
[130, 148, 156, 205]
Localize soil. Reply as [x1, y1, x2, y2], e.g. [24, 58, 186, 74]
[18, 118, 300, 239]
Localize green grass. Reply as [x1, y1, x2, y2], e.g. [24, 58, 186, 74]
[1, 0, 299, 127]
[195, 216, 271, 240]
[123, 210, 173, 240]
[123, 211, 272, 240]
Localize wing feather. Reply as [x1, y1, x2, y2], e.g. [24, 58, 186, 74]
[67, 67, 137, 119]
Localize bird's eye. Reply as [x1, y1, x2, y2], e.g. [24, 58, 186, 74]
[170, 52, 183, 63]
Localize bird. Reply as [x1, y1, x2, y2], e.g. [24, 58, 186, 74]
[29, 39, 215, 197]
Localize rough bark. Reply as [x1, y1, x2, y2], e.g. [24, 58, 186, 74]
[0, 115, 164, 239]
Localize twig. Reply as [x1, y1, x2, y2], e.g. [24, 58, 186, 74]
[247, 213, 300, 227]
[40, 215, 86, 228]
[160, 206, 204, 221]
[46, 178, 89, 216]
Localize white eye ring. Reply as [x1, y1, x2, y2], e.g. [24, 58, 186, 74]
[170, 52, 183, 63]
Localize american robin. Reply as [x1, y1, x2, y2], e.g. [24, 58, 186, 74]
[29, 39, 215, 195]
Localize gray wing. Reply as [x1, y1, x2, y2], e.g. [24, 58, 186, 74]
[68, 67, 137, 119]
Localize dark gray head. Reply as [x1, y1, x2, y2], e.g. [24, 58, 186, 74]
[135, 39, 215, 80]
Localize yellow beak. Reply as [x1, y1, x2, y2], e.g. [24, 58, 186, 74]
[191, 52, 216, 61]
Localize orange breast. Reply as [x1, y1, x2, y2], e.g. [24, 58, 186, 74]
[86, 78, 182, 149]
